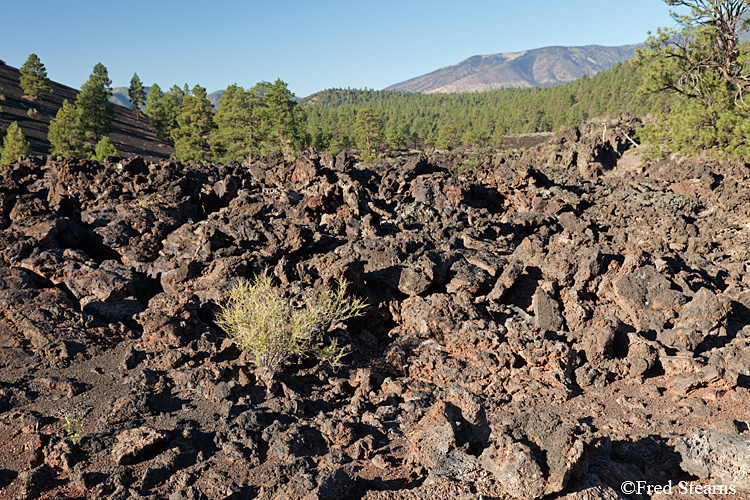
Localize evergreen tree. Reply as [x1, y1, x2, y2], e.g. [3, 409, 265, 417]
[385, 121, 409, 150]
[48, 99, 85, 156]
[128, 73, 147, 118]
[639, 0, 749, 105]
[144, 83, 163, 120]
[77, 63, 114, 141]
[312, 128, 333, 152]
[260, 79, 301, 154]
[637, 0, 750, 157]
[19, 53, 50, 100]
[211, 84, 259, 162]
[92, 137, 120, 164]
[172, 85, 215, 162]
[1, 122, 32, 165]
[354, 108, 382, 154]
[144, 83, 169, 140]
[147, 84, 186, 142]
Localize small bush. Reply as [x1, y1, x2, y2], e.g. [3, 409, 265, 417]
[216, 273, 365, 386]
[91, 136, 120, 164]
[63, 415, 83, 444]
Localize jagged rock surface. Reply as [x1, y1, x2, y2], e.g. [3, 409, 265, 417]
[1, 120, 750, 498]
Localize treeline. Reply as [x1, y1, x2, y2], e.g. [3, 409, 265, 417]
[143, 79, 302, 162]
[300, 61, 676, 152]
[2, 54, 680, 166]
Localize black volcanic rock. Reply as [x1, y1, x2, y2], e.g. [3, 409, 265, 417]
[0, 119, 749, 498]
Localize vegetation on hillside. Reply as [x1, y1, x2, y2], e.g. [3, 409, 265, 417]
[12, 7, 749, 165]
[48, 99, 85, 156]
[19, 53, 50, 100]
[128, 73, 146, 118]
[77, 63, 114, 141]
[1, 122, 31, 165]
[637, 0, 750, 158]
[144, 79, 304, 162]
[300, 60, 675, 153]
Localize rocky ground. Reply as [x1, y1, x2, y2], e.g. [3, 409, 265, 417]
[0, 117, 749, 499]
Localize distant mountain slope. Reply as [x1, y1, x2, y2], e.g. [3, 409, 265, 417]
[112, 86, 222, 109]
[208, 90, 223, 109]
[111, 86, 151, 109]
[386, 44, 640, 93]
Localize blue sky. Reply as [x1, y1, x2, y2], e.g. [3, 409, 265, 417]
[2, 1, 676, 97]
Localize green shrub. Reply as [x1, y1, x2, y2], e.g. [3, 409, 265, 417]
[91, 136, 120, 164]
[63, 415, 83, 444]
[216, 273, 365, 387]
[1, 122, 31, 165]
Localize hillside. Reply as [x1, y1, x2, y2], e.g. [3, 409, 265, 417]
[301, 61, 675, 153]
[0, 62, 173, 161]
[386, 44, 639, 93]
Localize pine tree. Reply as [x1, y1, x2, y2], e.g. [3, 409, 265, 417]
[144, 83, 162, 119]
[146, 84, 186, 142]
[48, 99, 85, 156]
[128, 73, 147, 119]
[385, 121, 409, 150]
[1, 122, 32, 165]
[637, 0, 750, 157]
[172, 85, 215, 162]
[92, 137, 120, 164]
[144, 83, 168, 140]
[211, 84, 257, 162]
[77, 63, 114, 141]
[260, 79, 301, 154]
[354, 108, 382, 155]
[19, 53, 50, 100]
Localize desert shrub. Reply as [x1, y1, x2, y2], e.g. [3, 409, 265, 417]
[216, 273, 365, 386]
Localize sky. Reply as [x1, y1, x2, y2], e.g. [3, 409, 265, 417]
[2, 0, 677, 98]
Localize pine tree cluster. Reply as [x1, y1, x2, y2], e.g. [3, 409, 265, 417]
[300, 61, 675, 153]
[144, 79, 303, 162]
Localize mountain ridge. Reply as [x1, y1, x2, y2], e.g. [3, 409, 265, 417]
[386, 44, 640, 93]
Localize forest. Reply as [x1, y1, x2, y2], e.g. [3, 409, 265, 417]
[300, 60, 676, 152]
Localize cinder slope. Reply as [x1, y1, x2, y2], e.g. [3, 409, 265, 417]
[0, 62, 173, 160]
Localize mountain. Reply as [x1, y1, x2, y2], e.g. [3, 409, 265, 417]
[0, 62, 173, 160]
[111, 86, 147, 109]
[385, 44, 640, 94]
[207, 90, 223, 109]
[111, 86, 222, 109]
